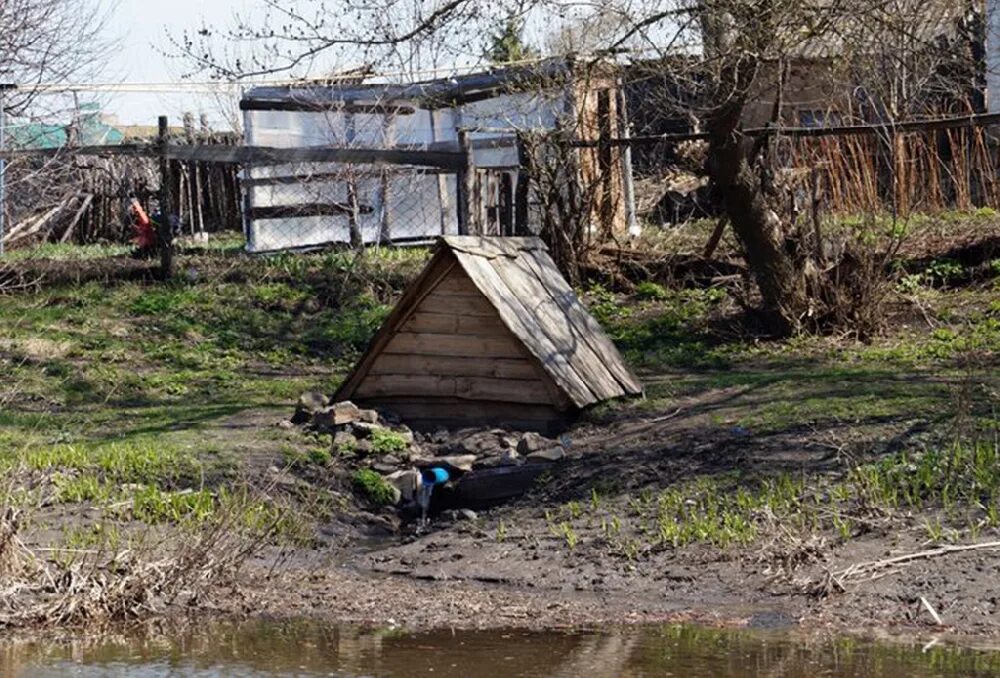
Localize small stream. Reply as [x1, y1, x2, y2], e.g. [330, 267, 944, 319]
[6, 620, 1000, 677]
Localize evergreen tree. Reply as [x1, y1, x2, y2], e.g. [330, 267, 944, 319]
[485, 13, 536, 64]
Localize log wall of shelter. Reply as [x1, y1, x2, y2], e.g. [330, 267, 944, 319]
[354, 262, 566, 430]
[3, 129, 243, 249]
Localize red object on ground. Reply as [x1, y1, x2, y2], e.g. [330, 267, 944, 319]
[130, 199, 156, 249]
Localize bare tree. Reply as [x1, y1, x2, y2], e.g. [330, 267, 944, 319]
[0, 0, 114, 115]
[177, 0, 981, 334]
[0, 0, 116, 259]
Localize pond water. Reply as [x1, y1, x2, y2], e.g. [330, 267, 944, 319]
[6, 620, 1000, 677]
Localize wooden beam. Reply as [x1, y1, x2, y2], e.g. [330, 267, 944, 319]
[247, 202, 374, 220]
[355, 374, 553, 405]
[569, 110, 1000, 148]
[240, 99, 416, 115]
[0, 144, 467, 170]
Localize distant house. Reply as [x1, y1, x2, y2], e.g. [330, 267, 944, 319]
[746, 1, 984, 127]
[624, 1, 984, 146]
[9, 103, 124, 150]
[240, 59, 633, 252]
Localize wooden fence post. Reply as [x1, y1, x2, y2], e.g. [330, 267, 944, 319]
[514, 134, 530, 235]
[157, 116, 175, 279]
[457, 129, 477, 235]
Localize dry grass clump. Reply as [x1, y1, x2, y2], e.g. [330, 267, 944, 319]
[0, 495, 283, 630]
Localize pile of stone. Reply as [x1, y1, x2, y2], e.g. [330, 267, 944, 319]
[289, 392, 568, 507]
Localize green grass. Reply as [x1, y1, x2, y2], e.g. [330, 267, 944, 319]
[1, 242, 131, 262]
[0, 246, 428, 454]
[353, 469, 397, 506]
[548, 439, 1000, 559]
[370, 428, 408, 454]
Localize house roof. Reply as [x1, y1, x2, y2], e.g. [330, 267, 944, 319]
[786, 0, 973, 60]
[335, 236, 642, 409]
[241, 58, 578, 111]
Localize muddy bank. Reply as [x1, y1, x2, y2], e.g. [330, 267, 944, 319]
[224, 386, 1000, 638]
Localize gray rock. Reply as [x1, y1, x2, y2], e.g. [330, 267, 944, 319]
[355, 439, 374, 455]
[385, 469, 421, 504]
[291, 391, 328, 424]
[517, 432, 557, 455]
[427, 454, 476, 472]
[477, 449, 520, 469]
[499, 435, 519, 450]
[457, 508, 478, 521]
[526, 446, 565, 463]
[458, 430, 502, 455]
[350, 421, 384, 438]
[358, 409, 380, 423]
[395, 426, 415, 445]
[406, 444, 428, 463]
[500, 448, 521, 465]
[298, 391, 329, 411]
[372, 462, 399, 474]
[313, 401, 362, 429]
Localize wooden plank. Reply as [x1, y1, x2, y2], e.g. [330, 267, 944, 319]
[452, 251, 597, 407]
[248, 202, 372, 220]
[239, 99, 416, 115]
[400, 311, 507, 336]
[241, 166, 454, 188]
[360, 397, 565, 423]
[488, 250, 623, 402]
[442, 235, 546, 259]
[168, 145, 467, 169]
[434, 270, 481, 294]
[417, 292, 496, 316]
[0, 144, 468, 170]
[382, 331, 525, 359]
[368, 354, 540, 380]
[520, 250, 643, 395]
[355, 374, 553, 404]
[334, 252, 457, 400]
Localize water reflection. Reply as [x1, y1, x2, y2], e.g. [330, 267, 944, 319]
[3, 620, 1000, 677]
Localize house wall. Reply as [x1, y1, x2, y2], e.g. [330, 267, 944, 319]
[743, 59, 849, 128]
[352, 265, 567, 430]
[989, 0, 1000, 111]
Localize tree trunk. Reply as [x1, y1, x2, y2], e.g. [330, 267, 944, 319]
[706, 70, 809, 334]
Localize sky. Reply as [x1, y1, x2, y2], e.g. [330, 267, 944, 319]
[95, 0, 255, 127]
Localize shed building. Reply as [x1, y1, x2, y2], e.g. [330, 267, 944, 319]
[334, 236, 642, 432]
[240, 59, 633, 252]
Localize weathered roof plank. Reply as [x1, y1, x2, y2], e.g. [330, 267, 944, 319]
[451, 247, 598, 407]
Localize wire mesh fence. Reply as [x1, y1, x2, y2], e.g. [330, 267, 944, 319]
[242, 163, 463, 253]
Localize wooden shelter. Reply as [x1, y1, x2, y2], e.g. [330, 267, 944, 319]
[334, 236, 642, 432]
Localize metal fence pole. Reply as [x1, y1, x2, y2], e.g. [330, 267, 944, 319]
[0, 84, 17, 256]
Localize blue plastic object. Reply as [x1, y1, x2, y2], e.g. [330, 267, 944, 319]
[423, 467, 450, 485]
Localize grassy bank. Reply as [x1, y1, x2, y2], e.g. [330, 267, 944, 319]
[0, 213, 997, 632]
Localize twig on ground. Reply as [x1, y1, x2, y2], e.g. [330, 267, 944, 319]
[920, 596, 944, 626]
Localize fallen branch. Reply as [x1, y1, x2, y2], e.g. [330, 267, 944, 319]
[920, 595, 944, 626]
[58, 193, 94, 244]
[835, 540, 1000, 583]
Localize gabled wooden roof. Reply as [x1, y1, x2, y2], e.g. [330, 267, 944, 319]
[335, 236, 642, 409]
